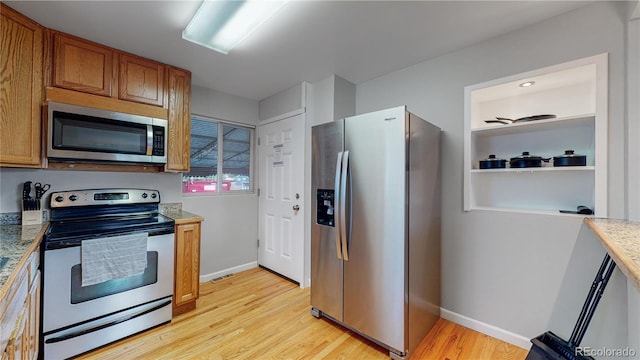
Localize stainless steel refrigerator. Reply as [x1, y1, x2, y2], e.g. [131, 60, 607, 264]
[311, 106, 441, 360]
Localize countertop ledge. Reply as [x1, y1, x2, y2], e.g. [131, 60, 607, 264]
[161, 209, 204, 224]
[0, 223, 47, 300]
[585, 218, 640, 292]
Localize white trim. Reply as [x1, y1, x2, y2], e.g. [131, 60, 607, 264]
[199, 261, 258, 283]
[627, 280, 640, 358]
[259, 108, 305, 125]
[594, 53, 608, 218]
[191, 113, 256, 129]
[464, 53, 607, 93]
[463, 53, 608, 216]
[301, 81, 310, 108]
[441, 308, 531, 350]
[629, 14, 640, 221]
[463, 86, 472, 211]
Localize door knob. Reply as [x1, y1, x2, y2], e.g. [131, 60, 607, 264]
[293, 204, 300, 211]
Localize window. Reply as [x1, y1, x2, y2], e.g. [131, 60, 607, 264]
[182, 115, 254, 194]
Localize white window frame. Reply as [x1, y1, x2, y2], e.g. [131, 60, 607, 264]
[182, 114, 255, 196]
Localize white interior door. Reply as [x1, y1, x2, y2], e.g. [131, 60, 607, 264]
[258, 114, 305, 284]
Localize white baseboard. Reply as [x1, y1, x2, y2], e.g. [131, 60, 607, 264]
[199, 261, 258, 283]
[441, 308, 532, 350]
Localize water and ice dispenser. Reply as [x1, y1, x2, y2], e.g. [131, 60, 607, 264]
[316, 189, 334, 227]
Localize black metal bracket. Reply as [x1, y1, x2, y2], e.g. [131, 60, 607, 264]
[526, 253, 617, 360]
[568, 253, 616, 347]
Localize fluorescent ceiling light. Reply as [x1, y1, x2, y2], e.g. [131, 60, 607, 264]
[182, 0, 287, 54]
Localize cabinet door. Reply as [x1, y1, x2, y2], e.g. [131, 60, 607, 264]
[0, 4, 43, 167]
[6, 307, 27, 360]
[53, 33, 113, 96]
[174, 222, 201, 307]
[26, 271, 40, 360]
[166, 67, 191, 172]
[119, 53, 165, 106]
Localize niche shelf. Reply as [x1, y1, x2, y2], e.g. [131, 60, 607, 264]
[463, 53, 608, 217]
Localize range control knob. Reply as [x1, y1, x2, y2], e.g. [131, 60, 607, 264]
[142, 193, 148, 199]
[55, 196, 64, 202]
[151, 193, 157, 199]
[69, 194, 78, 201]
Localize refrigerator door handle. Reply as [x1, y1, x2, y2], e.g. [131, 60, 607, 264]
[334, 151, 344, 260]
[340, 150, 349, 261]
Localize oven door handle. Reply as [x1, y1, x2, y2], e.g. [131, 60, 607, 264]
[44, 297, 171, 344]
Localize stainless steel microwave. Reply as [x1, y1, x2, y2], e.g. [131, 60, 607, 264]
[47, 102, 167, 164]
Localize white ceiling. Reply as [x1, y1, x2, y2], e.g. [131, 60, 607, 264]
[5, 0, 595, 101]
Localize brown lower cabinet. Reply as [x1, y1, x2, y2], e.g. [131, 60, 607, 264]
[1, 251, 41, 360]
[173, 219, 202, 316]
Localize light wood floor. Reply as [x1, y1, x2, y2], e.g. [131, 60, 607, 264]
[76, 268, 528, 360]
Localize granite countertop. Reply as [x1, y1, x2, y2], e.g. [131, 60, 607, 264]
[585, 218, 640, 292]
[0, 223, 47, 299]
[161, 209, 204, 224]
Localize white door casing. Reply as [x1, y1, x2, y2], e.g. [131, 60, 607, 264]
[257, 114, 305, 284]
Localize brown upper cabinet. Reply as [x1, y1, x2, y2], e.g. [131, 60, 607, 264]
[166, 67, 191, 172]
[51, 31, 167, 108]
[1, 4, 192, 171]
[119, 53, 166, 107]
[0, 4, 43, 168]
[53, 32, 115, 96]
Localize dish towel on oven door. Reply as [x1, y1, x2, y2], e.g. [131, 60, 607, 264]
[81, 232, 149, 286]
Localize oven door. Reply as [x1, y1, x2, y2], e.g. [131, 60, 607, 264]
[42, 232, 174, 333]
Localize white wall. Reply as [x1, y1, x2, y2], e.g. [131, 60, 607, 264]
[259, 83, 303, 121]
[628, 2, 640, 222]
[0, 168, 181, 214]
[185, 85, 260, 280]
[333, 76, 356, 120]
[303, 75, 356, 285]
[356, 1, 630, 353]
[310, 76, 335, 127]
[626, 2, 640, 356]
[191, 84, 259, 126]
[308, 74, 356, 128]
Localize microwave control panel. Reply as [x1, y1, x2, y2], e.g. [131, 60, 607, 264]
[152, 126, 165, 156]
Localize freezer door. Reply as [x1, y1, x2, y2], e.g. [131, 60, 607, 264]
[343, 107, 408, 353]
[311, 120, 344, 321]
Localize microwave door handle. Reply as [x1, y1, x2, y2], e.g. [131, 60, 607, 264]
[146, 125, 153, 155]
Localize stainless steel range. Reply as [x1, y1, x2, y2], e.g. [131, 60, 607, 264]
[41, 188, 175, 359]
